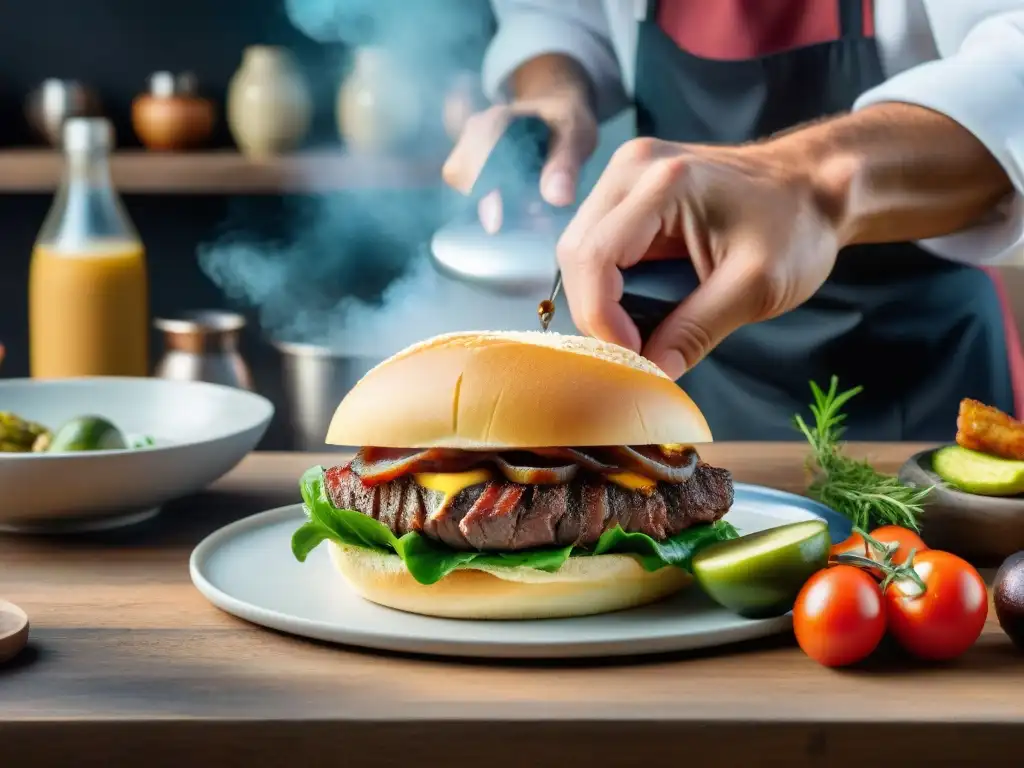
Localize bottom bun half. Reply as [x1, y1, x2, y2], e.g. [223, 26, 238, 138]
[327, 541, 692, 620]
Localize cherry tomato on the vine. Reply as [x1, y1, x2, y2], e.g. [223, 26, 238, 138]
[884, 550, 988, 661]
[830, 533, 867, 558]
[869, 526, 929, 565]
[793, 565, 886, 667]
[830, 525, 928, 572]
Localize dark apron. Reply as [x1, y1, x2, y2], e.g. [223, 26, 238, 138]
[629, 0, 1016, 441]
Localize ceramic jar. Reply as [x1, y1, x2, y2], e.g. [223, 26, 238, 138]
[227, 46, 312, 158]
[132, 72, 216, 151]
[336, 47, 421, 154]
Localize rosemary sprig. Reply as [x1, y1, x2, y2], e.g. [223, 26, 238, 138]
[793, 376, 932, 531]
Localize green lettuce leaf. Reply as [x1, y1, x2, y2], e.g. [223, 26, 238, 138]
[293, 465, 738, 585]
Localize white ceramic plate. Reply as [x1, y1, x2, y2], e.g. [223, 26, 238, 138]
[191, 483, 850, 659]
[0, 377, 274, 532]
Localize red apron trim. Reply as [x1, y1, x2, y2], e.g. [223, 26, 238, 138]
[656, 0, 843, 61]
[862, 0, 875, 37]
[983, 267, 1024, 419]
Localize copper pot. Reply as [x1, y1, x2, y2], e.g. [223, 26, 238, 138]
[132, 72, 216, 151]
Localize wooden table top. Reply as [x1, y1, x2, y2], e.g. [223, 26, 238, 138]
[3, 442, 1024, 768]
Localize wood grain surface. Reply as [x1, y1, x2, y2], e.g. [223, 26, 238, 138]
[3, 443, 1024, 768]
[0, 149, 441, 194]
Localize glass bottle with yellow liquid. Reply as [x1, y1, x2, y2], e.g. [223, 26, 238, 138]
[29, 118, 149, 378]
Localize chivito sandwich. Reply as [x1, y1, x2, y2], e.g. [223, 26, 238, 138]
[291, 331, 737, 620]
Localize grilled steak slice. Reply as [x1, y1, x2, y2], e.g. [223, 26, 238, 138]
[323, 462, 733, 551]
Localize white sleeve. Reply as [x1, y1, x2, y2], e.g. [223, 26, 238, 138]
[284, 0, 341, 41]
[853, 6, 1024, 266]
[483, 0, 628, 121]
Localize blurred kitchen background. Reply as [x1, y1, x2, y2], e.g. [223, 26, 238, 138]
[0, 0, 634, 451]
[3, 0, 1021, 451]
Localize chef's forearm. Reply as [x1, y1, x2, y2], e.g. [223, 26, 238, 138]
[511, 54, 596, 114]
[771, 102, 1014, 247]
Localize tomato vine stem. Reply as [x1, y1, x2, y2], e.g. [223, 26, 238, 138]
[833, 531, 928, 595]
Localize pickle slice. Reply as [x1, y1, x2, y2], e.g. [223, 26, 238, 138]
[691, 519, 831, 619]
[932, 445, 1024, 497]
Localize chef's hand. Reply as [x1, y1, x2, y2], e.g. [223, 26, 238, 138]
[556, 136, 842, 379]
[558, 103, 1014, 381]
[441, 55, 598, 233]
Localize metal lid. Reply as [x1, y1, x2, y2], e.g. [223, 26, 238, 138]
[430, 114, 568, 295]
[148, 71, 198, 97]
[430, 223, 561, 296]
[63, 117, 113, 153]
[271, 339, 381, 359]
[154, 310, 246, 335]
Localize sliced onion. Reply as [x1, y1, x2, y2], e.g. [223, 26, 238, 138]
[531, 447, 617, 473]
[659, 443, 695, 461]
[494, 455, 578, 485]
[351, 445, 699, 486]
[352, 447, 481, 484]
[606, 445, 699, 483]
[358, 446, 423, 465]
[352, 448, 424, 484]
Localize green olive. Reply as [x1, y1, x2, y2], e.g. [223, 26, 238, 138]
[47, 416, 128, 453]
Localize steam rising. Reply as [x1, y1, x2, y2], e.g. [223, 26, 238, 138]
[199, 0, 535, 359]
[321, 256, 548, 357]
[201, 225, 546, 358]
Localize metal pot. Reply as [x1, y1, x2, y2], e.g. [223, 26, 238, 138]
[154, 310, 254, 390]
[25, 79, 102, 146]
[273, 341, 381, 452]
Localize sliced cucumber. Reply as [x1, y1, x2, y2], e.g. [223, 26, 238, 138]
[47, 416, 128, 453]
[932, 445, 1024, 497]
[691, 519, 831, 619]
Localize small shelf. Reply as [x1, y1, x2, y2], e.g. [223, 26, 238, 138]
[0, 149, 444, 194]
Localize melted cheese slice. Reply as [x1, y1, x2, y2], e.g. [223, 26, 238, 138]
[413, 468, 493, 512]
[659, 443, 693, 456]
[413, 467, 657, 510]
[606, 471, 658, 494]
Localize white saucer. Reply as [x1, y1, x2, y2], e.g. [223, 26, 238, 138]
[190, 483, 850, 659]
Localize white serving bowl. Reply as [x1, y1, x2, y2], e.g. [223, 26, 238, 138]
[0, 377, 274, 533]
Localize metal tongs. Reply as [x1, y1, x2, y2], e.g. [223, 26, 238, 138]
[538, 271, 562, 331]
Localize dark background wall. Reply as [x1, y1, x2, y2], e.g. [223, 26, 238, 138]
[0, 0, 494, 447]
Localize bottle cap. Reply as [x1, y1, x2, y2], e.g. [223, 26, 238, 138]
[149, 71, 176, 98]
[148, 71, 197, 97]
[63, 117, 114, 153]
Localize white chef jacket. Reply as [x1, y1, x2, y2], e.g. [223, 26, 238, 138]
[482, 0, 1024, 266]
